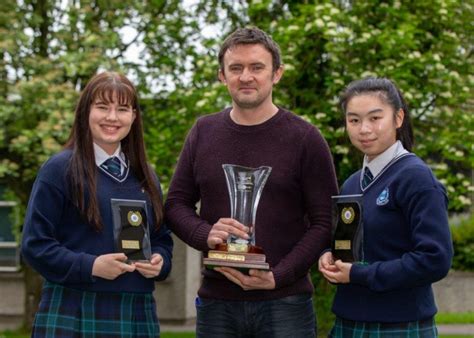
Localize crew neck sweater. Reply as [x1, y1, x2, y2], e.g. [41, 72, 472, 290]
[333, 154, 453, 322]
[22, 150, 173, 293]
[165, 107, 338, 301]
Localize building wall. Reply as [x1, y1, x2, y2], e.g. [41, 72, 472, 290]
[0, 272, 24, 330]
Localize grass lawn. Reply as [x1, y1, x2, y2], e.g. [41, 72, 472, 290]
[1, 331, 472, 338]
[161, 333, 195, 338]
[436, 312, 474, 324]
[0, 332, 197, 338]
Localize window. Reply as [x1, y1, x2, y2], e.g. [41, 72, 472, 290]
[0, 185, 19, 271]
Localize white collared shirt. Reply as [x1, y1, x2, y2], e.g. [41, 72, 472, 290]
[362, 140, 408, 180]
[93, 143, 128, 175]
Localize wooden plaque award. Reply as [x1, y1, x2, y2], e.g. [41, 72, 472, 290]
[203, 164, 272, 271]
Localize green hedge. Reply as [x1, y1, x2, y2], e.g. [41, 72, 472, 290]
[312, 269, 336, 336]
[450, 213, 474, 271]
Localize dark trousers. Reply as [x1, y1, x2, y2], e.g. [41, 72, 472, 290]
[196, 293, 316, 338]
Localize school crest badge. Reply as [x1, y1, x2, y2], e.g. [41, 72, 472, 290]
[376, 188, 389, 206]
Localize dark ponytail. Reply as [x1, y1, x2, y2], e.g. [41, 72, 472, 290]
[339, 77, 414, 151]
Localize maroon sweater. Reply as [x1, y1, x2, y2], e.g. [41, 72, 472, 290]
[165, 107, 338, 301]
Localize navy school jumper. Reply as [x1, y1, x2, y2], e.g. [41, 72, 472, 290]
[333, 153, 453, 322]
[22, 150, 173, 293]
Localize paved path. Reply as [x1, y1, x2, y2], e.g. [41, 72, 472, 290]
[438, 324, 474, 336]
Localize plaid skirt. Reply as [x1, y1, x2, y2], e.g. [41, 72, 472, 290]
[329, 317, 438, 338]
[32, 281, 160, 338]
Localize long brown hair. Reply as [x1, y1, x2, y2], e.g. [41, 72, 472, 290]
[64, 71, 163, 231]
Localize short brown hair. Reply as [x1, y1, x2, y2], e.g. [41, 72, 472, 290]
[218, 27, 282, 73]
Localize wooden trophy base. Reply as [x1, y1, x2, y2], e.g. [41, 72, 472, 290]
[203, 243, 270, 271]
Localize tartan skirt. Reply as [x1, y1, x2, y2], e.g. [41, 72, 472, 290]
[329, 317, 438, 338]
[32, 281, 160, 338]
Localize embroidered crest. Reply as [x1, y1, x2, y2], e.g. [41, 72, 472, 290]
[341, 207, 355, 224]
[376, 188, 389, 206]
[127, 211, 142, 226]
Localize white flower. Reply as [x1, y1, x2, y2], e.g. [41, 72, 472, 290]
[334, 145, 349, 154]
[315, 19, 325, 28]
[361, 71, 376, 78]
[195, 99, 207, 108]
[458, 195, 472, 206]
[440, 91, 452, 99]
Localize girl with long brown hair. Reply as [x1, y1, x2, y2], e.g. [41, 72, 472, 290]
[22, 71, 173, 337]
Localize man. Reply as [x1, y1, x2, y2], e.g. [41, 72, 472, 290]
[165, 27, 338, 337]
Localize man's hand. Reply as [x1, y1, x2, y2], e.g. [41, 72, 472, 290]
[215, 267, 276, 290]
[92, 253, 135, 280]
[134, 253, 164, 278]
[207, 218, 249, 249]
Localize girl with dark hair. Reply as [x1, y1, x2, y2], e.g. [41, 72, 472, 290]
[319, 77, 452, 337]
[22, 71, 173, 337]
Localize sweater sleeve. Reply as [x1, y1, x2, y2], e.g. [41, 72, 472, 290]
[21, 176, 96, 284]
[350, 166, 453, 292]
[272, 127, 339, 288]
[164, 122, 213, 252]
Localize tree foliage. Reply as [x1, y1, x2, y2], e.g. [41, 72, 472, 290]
[0, 0, 207, 328]
[250, 0, 473, 210]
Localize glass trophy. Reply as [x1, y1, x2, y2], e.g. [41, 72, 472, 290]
[203, 164, 272, 271]
[111, 198, 152, 262]
[331, 194, 364, 263]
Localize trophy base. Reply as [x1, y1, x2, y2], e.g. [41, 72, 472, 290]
[203, 244, 270, 272]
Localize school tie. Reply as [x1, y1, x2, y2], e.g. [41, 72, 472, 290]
[101, 156, 122, 179]
[362, 167, 374, 189]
